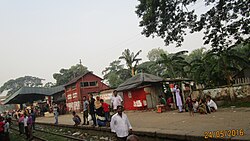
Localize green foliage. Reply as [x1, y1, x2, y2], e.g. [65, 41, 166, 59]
[185, 47, 206, 63]
[0, 76, 44, 96]
[146, 45, 249, 88]
[102, 60, 131, 88]
[158, 50, 189, 78]
[137, 61, 165, 77]
[136, 0, 250, 48]
[188, 45, 250, 87]
[147, 48, 165, 61]
[106, 73, 123, 88]
[53, 64, 88, 86]
[119, 49, 142, 76]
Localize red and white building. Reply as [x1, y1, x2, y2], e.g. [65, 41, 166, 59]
[64, 72, 109, 112]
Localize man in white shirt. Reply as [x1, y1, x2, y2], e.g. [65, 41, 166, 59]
[111, 105, 132, 141]
[206, 95, 218, 112]
[111, 90, 123, 112]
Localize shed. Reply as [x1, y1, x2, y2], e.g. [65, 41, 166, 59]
[116, 73, 164, 110]
[3, 86, 64, 105]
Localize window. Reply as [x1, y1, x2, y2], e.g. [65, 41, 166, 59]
[81, 81, 98, 87]
[90, 81, 97, 86]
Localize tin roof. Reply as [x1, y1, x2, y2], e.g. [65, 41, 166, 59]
[3, 86, 64, 104]
[115, 73, 163, 91]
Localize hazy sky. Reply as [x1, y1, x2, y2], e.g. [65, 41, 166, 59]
[0, 0, 206, 87]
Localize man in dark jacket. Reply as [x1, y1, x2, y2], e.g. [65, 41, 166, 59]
[89, 94, 96, 126]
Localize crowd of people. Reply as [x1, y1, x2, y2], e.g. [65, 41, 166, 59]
[70, 90, 123, 128]
[16, 107, 36, 140]
[159, 85, 218, 116]
[68, 90, 139, 141]
[0, 115, 11, 141]
[0, 106, 37, 141]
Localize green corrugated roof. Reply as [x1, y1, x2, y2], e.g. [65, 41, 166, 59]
[3, 86, 64, 104]
[116, 73, 163, 91]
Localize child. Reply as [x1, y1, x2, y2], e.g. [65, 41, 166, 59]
[193, 99, 199, 113]
[72, 111, 81, 126]
[186, 96, 194, 116]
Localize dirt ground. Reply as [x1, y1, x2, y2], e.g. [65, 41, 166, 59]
[36, 107, 250, 140]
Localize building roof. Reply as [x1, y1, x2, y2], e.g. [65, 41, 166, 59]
[3, 86, 64, 104]
[115, 73, 163, 91]
[64, 71, 103, 87]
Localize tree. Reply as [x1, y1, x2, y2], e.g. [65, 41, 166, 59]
[185, 47, 206, 64]
[0, 76, 44, 96]
[189, 44, 250, 87]
[119, 49, 142, 76]
[158, 51, 189, 78]
[53, 64, 88, 86]
[206, 46, 249, 86]
[136, 0, 250, 48]
[102, 60, 124, 79]
[137, 61, 165, 76]
[102, 60, 130, 88]
[44, 82, 55, 88]
[147, 48, 165, 61]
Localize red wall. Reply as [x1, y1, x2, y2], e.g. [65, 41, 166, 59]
[123, 88, 148, 110]
[65, 73, 109, 111]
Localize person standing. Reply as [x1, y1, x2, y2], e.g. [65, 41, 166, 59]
[18, 113, 24, 135]
[111, 90, 123, 113]
[53, 103, 59, 125]
[89, 94, 97, 126]
[30, 109, 36, 130]
[110, 105, 132, 141]
[185, 96, 194, 116]
[82, 96, 89, 125]
[175, 85, 183, 112]
[3, 118, 11, 141]
[23, 113, 29, 139]
[27, 113, 33, 140]
[100, 99, 110, 122]
[0, 116, 5, 141]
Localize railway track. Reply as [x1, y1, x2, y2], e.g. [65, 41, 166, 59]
[10, 127, 48, 141]
[10, 123, 114, 141]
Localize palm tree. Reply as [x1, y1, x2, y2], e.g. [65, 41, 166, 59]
[119, 49, 142, 76]
[158, 51, 189, 78]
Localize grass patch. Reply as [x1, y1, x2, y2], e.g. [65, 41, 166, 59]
[221, 101, 250, 108]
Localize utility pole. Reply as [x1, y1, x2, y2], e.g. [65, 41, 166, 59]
[79, 59, 82, 65]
